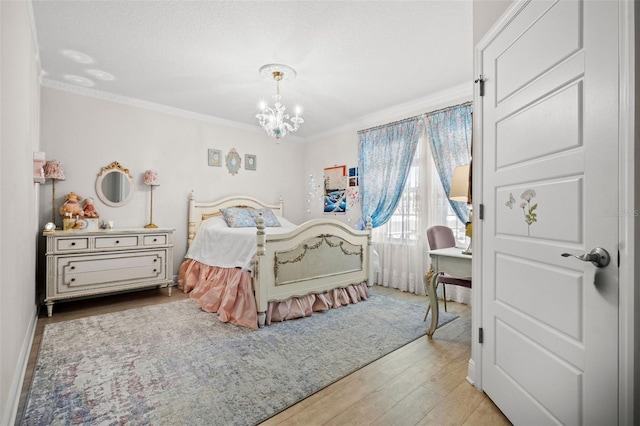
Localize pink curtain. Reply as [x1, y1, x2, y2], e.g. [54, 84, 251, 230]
[178, 259, 370, 329]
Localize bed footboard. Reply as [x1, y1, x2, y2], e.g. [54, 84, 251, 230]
[254, 216, 373, 327]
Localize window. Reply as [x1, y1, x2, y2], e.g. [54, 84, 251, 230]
[381, 149, 421, 242]
[376, 139, 467, 246]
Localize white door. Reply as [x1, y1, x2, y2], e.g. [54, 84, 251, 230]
[479, 1, 619, 424]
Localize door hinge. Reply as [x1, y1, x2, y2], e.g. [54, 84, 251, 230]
[474, 75, 485, 96]
[479, 204, 485, 220]
[479, 327, 484, 344]
[618, 250, 620, 268]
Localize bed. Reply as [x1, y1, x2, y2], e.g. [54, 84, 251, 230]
[178, 192, 374, 329]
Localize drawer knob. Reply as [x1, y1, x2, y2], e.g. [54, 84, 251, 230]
[70, 266, 75, 270]
[153, 258, 157, 262]
[153, 269, 157, 272]
[115, 240, 120, 244]
[153, 238, 157, 242]
[70, 278, 75, 282]
[71, 242, 76, 246]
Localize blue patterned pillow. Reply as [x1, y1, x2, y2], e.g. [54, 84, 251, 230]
[220, 208, 256, 228]
[249, 209, 281, 227]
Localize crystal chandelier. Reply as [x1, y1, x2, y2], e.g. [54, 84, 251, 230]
[256, 64, 303, 141]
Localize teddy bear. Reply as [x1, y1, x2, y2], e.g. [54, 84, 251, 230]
[83, 197, 99, 218]
[59, 192, 84, 219]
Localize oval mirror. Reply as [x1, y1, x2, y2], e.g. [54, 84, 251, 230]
[96, 161, 135, 207]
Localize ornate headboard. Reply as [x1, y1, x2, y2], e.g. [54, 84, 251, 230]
[187, 192, 284, 246]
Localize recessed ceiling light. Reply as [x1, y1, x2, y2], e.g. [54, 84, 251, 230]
[61, 49, 94, 64]
[64, 74, 95, 87]
[86, 69, 115, 81]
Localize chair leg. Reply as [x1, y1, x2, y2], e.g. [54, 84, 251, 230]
[442, 283, 447, 312]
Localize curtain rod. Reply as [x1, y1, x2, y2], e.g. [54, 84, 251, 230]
[422, 101, 472, 118]
[357, 101, 472, 134]
[356, 116, 420, 134]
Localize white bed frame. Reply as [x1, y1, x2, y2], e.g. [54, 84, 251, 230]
[187, 192, 373, 327]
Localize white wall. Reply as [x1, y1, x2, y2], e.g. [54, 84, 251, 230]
[39, 87, 307, 274]
[0, 0, 41, 423]
[473, 0, 512, 46]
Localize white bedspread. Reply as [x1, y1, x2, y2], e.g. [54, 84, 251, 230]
[185, 216, 297, 271]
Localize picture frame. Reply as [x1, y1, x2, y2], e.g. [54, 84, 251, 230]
[323, 165, 347, 214]
[208, 149, 222, 167]
[245, 154, 257, 171]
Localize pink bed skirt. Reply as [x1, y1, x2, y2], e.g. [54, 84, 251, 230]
[178, 258, 370, 329]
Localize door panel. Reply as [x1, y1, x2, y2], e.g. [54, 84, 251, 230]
[496, 0, 581, 102]
[495, 319, 582, 424]
[481, 0, 619, 424]
[496, 253, 583, 340]
[496, 177, 583, 241]
[496, 82, 582, 168]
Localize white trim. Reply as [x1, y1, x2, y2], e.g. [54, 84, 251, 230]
[470, 49, 483, 389]
[471, 0, 530, 390]
[618, 1, 636, 424]
[1, 307, 38, 426]
[304, 83, 472, 143]
[475, 0, 529, 52]
[39, 78, 472, 146]
[27, 0, 42, 79]
[39, 79, 306, 143]
[466, 358, 476, 386]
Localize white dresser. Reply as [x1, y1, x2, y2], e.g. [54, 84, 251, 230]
[43, 228, 174, 316]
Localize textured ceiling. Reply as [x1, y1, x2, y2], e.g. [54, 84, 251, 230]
[32, 1, 473, 140]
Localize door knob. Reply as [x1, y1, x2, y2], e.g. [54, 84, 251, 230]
[561, 247, 610, 268]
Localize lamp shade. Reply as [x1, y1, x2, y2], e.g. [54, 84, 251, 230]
[449, 165, 470, 203]
[143, 170, 159, 186]
[43, 160, 66, 181]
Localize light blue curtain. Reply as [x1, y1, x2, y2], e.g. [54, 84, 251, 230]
[358, 117, 423, 229]
[424, 103, 472, 223]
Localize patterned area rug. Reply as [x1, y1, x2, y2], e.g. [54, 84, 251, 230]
[23, 291, 458, 425]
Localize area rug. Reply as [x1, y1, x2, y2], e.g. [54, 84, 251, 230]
[22, 291, 458, 426]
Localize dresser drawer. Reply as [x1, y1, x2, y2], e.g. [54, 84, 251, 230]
[95, 235, 139, 249]
[56, 251, 167, 294]
[56, 238, 89, 251]
[143, 234, 167, 246]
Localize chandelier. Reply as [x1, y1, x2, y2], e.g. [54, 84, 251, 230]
[256, 64, 303, 141]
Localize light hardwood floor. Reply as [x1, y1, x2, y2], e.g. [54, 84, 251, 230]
[16, 285, 511, 425]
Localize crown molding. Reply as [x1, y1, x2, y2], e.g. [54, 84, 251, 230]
[304, 82, 473, 143]
[40, 78, 267, 134]
[40, 78, 470, 144]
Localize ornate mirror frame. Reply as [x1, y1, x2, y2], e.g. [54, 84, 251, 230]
[226, 148, 242, 176]
[95, 161, 135, 207]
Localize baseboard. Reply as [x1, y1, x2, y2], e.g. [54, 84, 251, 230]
[1, 305, 38, 425]
[466, 358, 475, 387]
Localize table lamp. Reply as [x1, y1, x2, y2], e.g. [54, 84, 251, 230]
[449, 164, 472, 255]
[43, 160, 66, 229]
[143, 169, 159, 228]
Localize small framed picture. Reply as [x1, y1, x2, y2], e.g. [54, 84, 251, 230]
[245, 154, 257, 171]
[208, 149, 222, 167]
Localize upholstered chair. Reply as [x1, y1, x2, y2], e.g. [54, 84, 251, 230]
[425, 226, 472, 315]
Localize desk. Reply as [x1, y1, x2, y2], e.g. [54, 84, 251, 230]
[424, 247, 472, 338]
